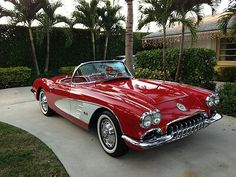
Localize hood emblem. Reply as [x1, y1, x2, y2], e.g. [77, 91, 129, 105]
[177, 103, 187, 111]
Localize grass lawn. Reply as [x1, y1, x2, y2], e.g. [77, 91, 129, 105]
[0, 122, 69, 177]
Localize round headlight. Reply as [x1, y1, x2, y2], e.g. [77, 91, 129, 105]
[206, 94, 220, 107]
[214, 94, 220, 105]
[140, 114, 152, 128]
[152, 110, 161, 125]
[206, 96, 214, 107]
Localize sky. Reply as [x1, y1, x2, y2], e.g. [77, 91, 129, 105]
[0, 0, 231, 32]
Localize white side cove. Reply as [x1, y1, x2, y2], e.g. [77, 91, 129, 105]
[55, 98, 101, 124]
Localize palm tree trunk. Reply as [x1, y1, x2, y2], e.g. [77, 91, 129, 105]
[104, 34, 109, 60]
[125, 0, 133, 73]
[44, 30, 50, 74]
[28, 25, 40, 76]
[162, 26, 167, 80]
[91, 31, 96, 60]
[175, 24, 185, 82]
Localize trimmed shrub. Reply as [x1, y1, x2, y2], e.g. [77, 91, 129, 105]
[218, 67, 236, 82]
[136, 48, 216, 90]
[0, 67, 31, 88]
[59, 66, 75, 75]
[0, 25, 147, 73]
[218, 83, 236, 117]
[134, 68, 165, 80]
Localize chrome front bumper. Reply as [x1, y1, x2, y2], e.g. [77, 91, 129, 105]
[122, 113, 223, 149]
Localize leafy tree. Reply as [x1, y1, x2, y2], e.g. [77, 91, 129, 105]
[37, 1, 72, 73]
[173, 0, 220, 82]
[138, 0, 176, 80]
[98, 1, 125, 60]
[218, 1, 236, 36]
[125, 0, 134, 73]
[73, 0, 99, 60]
[0, 0, 47, 76]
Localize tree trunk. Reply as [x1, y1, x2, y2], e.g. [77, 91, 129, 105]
[91, 31, 96, 60]
[28, 25, 40, 76]
[162, 26, 167, 80]
[44, 30, 50, 74]
[175, 24, 185, 82]
[103, 34, 109, 60]
[125, 0, 133, 73]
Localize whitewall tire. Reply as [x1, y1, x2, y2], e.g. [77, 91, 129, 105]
[39, 90, 53, 116]
[97, 111, 129, 157]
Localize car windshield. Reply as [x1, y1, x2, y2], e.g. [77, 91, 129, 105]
[74, 61, 132, 82]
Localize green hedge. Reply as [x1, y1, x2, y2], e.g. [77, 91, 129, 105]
[136, 48, 216, 90]
[134, 68, 165, 79]
[0, 67, 31, 88]
[59, 66, 75, 75]
[218, 83, 236, 117]
[0, 25, 147, 74]
[218, 67, 236, 82]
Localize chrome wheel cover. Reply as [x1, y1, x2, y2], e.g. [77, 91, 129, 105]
[97, 115, 118, 153]
[39, 91, 48, 114]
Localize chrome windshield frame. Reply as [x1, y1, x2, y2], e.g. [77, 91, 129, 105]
[71, 60, 133, 84]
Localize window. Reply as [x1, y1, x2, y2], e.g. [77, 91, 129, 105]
[219, 38, 236, 61]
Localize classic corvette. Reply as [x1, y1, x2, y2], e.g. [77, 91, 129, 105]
[31, 60, 223, 157]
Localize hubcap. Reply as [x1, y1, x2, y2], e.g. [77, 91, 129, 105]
[40, 91, 48, 113]
[100, 118, 116, 149]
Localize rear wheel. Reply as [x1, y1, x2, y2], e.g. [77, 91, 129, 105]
[39, 90, 53, 116]
[97, 111, 129, 157]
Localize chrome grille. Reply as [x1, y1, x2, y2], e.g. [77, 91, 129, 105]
[167, 114, 206, 141]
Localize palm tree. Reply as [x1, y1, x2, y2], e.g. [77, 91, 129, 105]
[73, 0, 99, 60]
[98, 1, 125, 60]
[138, 0, 176, 80]
[172, 1, 202, 82]
[125, 0, 134, 73]
[173, 0, 220, 82]
[1, 0, 47, 76]
[37, 1, 72, 73]
[218, 1, 236, 36]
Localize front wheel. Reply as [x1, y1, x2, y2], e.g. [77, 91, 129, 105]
[97, 111, 129, 157]
[39, 90, 53, 116]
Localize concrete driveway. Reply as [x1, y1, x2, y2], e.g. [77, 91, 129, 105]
[0, 87, 235, 177]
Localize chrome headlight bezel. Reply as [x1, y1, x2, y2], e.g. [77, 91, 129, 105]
[206, 93, 220, 107]
[140, 109, 162, 129]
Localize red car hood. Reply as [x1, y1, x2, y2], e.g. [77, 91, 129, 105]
[93, 78, 189, 109]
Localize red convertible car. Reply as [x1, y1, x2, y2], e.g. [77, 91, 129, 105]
[32, 60, 222, 157]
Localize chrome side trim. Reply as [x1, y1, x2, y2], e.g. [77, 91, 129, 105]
[122, 113, 223, 149]
[54, 98, 124, 133]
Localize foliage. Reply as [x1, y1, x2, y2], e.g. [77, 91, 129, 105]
[136, 48, 216, 90]
[73, 0, 99, 60]
[218, 1, 236, 36]
[0, 122, 69, 176]
[1, 0, 48, 76]
[59, 66, 75, 75]
[134, 68, 165, 80]
[218, 83, 236, 117]
[138, 0, 176, 80]
[37, 0, 72, 73]
[0, 67, 31, 88]
[98, 0, 125, 59]
[0, 25, 146, 73]
[218, 67, 236, 82]
[136, 48, 179, 79]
